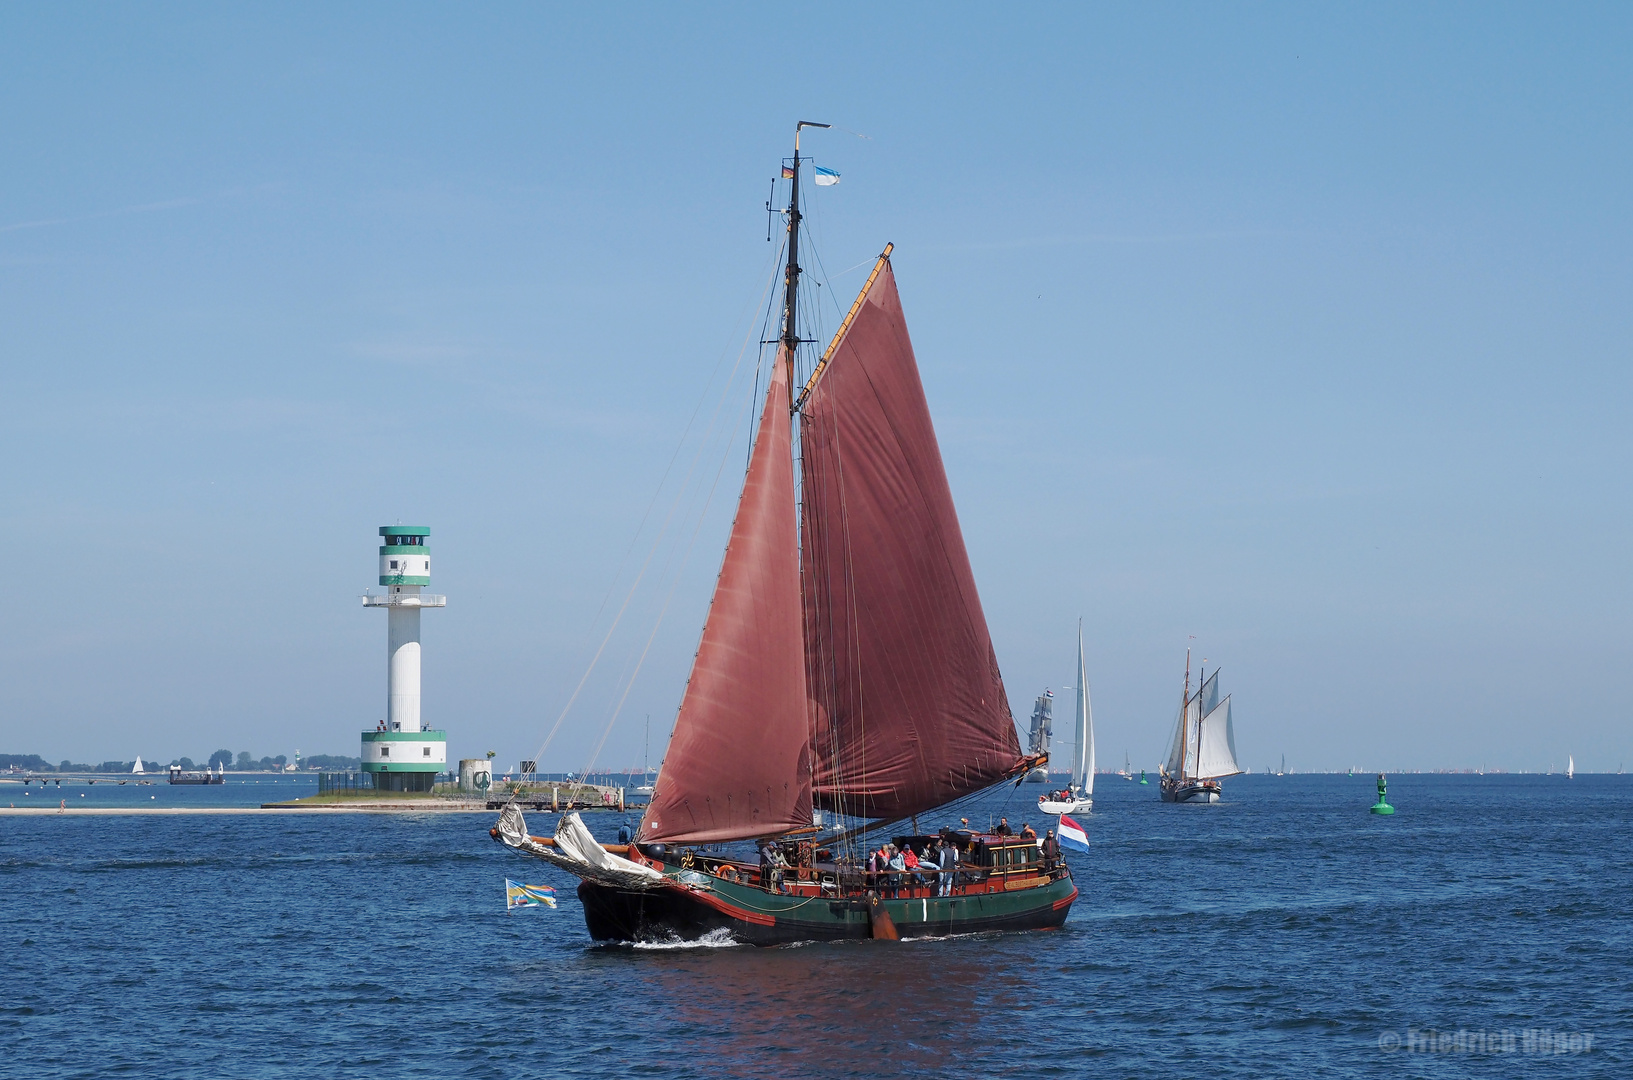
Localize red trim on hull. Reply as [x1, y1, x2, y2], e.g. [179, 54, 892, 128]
[679, 883, 777, 926]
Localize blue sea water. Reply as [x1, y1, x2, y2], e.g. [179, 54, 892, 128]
[3, 773, 1625, 1078]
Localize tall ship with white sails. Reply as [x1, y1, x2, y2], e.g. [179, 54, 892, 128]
[1158, 650, 1242, 803]
[1040, 621, 1094, 815]
[493, 123, 1075, 944]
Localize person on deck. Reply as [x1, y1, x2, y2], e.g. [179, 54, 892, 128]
[1041, 829, 1061, 870]
[937, 837, 958, 897]
[758, 839, 776, 890]
[1019, 822, 1037, 840]
[886, 845, 906, 898]
[995, 818, 1014, 836]
[768, 845, 789, 893]
[902, 845, 921, 890]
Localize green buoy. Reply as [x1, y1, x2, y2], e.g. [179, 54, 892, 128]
[1139, 770, 1148, 785]
[1369, 773, 1394, 815]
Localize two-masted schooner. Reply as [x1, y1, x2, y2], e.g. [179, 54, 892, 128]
[494, 123, 1075, 944]
[1158, 650, 1242, 803]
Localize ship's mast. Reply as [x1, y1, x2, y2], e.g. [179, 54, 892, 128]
[781, 121, 829, 392]
[1178, 647, 1191, 783]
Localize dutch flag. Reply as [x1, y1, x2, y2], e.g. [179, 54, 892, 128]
[1058, 814, 1091, 854]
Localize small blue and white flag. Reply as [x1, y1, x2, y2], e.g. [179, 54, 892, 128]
[813, 166, 841, 187]
[1058, 814, 1091, 854]
[505, 879, 557, 911]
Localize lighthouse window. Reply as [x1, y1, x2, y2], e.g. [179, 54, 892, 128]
[380, 746, 390, 757]
[389, 560, 399, 569]
[423, 747, 431, 757]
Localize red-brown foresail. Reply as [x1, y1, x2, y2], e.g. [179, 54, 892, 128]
[639, 354, 812, 844]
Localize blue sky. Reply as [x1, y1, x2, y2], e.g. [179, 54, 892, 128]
[2, 4, 1629, 773]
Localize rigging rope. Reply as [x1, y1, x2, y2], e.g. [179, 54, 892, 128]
[575, 349, 765, 780]
[526, 244, 785, 773]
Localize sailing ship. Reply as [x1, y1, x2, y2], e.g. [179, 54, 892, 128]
[1040, 621, 1094, 815]
[633, 715, 655, 795]
[1158, 650, 1242, 803]
[1566, 755, 1574, 780]
[494, 123, 1073, 945]
[1024, 690, 1053, 782]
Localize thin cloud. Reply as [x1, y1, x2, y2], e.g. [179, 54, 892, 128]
[923, 229, 1315, 253]
[0, 197, 201, 235]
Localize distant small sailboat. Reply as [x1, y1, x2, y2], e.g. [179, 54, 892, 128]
[1566, 755, 1574, 780]
[1277, 753, 1285, 777]
[1039, 620, 1093, 816]
[1118, 752, 1131, 779]
[132, 756, 145, 774]
[1158, 649, 1242, 803]
[634, 714, 655, 795]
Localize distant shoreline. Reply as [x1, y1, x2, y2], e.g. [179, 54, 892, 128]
[0, 804, 498, 816]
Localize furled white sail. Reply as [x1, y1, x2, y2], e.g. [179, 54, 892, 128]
[1194, 695, 1242, 780]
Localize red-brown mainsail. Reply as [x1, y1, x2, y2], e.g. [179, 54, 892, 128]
[800, 261, 1026, 822]
[639, 354, 812, 844]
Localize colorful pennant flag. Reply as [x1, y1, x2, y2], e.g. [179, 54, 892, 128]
[1057, 814, 1091, 854]
[506, 879, 557, 910]
[781, 165, 796, 179]
[813, 166, 841, 186]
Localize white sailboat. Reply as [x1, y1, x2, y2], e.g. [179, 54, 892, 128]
[1158, 650, 1242, 803]
[634, 714, 655, 795]
[1039, 620, 1094, 815]
[1566, 755, 1574, 780]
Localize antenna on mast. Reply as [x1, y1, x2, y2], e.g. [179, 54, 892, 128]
[780, 121, 830, 389]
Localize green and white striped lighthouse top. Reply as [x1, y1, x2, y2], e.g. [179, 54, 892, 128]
[379, 526, 430, 586]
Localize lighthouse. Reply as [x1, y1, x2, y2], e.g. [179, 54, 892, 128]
[361, 526, 447, 792]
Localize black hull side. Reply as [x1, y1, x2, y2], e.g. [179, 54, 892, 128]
[576, 878, 1074, 947]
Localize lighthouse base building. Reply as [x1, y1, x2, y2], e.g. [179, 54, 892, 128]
[362, 526, 447, 793]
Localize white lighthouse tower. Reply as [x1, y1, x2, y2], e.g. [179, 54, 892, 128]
[361, 526, 447, 792]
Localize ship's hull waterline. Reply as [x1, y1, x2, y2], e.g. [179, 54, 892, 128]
[577, 874, 1077, 946]
[1161, 781, 1222, 804]
[1037, 797, 1092, 815]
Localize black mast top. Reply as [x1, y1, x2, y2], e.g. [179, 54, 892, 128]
[781, 122, 829, 381]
